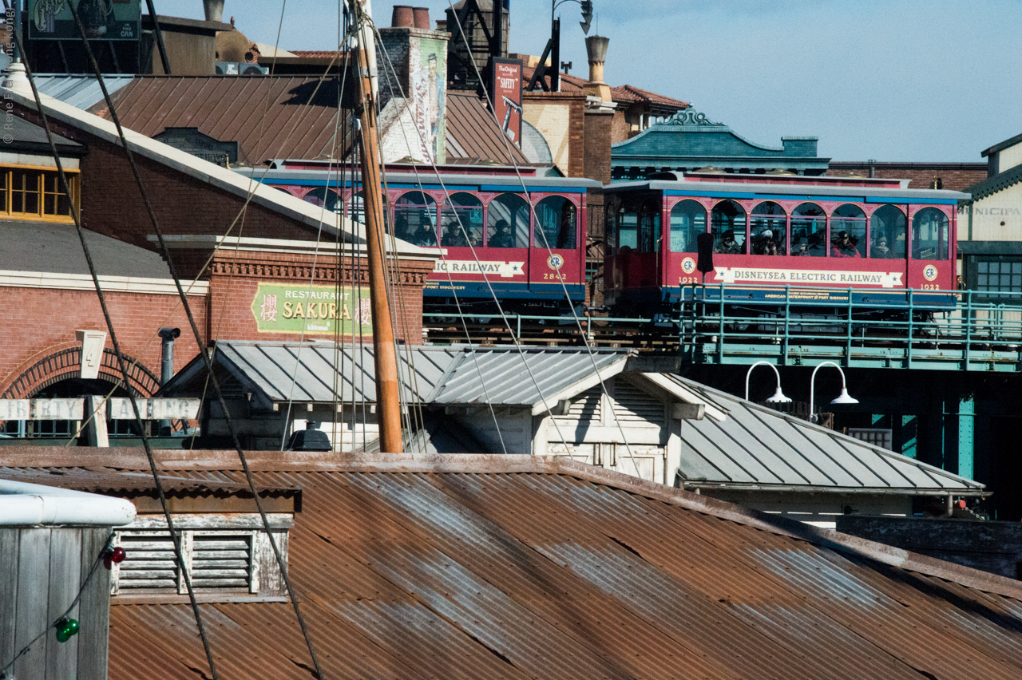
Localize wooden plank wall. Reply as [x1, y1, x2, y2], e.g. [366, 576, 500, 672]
[0, 527, 113, 680]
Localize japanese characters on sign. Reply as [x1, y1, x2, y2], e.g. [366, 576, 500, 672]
[250, 283, 373, 336]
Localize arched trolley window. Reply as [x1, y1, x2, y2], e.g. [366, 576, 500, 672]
[830, 204, 865, 258]
[750, 201, 786, 256]
[534, 195, 578, 250]
[711, 200, 746, 254]
[301, 187, 342, 214]
[614, 195, 660, 253]
[869, 205, 906, 259]
[440, 192, 483, 247]
[790, 203, 826, 257]
[912, 208, 950, 260]
[487, 193, 530, 248]
[669, 200, 706, 253]
[394, 191, 438, 246]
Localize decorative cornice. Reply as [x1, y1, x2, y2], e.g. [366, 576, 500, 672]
[209, 260, 428, 285]
[663, 109, 726, 128]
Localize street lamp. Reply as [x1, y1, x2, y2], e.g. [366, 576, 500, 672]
[745, 361, 792, 404]
[809, 361, 858, 422]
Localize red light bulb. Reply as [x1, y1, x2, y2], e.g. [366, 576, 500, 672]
[111, 547, 127, 564]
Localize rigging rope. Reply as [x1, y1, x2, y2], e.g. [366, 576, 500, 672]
[12, 33, 221, 679]
[63, 7, 326, 677]
[442, 1, 645, 477]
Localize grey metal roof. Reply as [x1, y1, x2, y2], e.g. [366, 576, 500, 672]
[606, 179, 970, 202]
[666, 375, 984, 495]
[167, 341, 628, 410]
[430, 346, 626, 407]
[32, 74, 135, 110]
[0, 220, 172, 278]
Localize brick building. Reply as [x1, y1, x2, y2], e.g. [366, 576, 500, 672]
[0, 67, 435, 441]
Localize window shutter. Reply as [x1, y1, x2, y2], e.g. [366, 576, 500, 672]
[190, 532, 257, 592]
[113, 531, 179, 593]
[112, 529, 261, 595]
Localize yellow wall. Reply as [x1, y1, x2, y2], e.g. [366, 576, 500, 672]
[523, 101, 571, 174]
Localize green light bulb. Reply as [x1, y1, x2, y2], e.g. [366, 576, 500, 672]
[55, 618, 79, 643]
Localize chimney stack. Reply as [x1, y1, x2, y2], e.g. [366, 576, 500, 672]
[203, 0, 225, 23]
[584, 35, 612, 102]
[412, 7, 431, 30]
[392, 5, 414, 28]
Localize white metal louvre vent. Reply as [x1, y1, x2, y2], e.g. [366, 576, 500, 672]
[112, 530, 258, 595]
[556, 386, 602, 422]
[612, 381, 665, 424]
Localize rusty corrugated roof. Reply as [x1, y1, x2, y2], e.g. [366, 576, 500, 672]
[4, 450, 1020, 678]
[88, 76, 349, 166]
[445, 92, 530, 165]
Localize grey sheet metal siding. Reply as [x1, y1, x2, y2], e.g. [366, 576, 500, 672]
[667, 375, 984, 493]
[212, 341, 625, 409]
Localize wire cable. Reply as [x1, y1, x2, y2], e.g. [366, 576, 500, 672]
[366, 16, 579, 456]
[442, 2, 644, 475]
[12, 34, 221, 679]
[63, 9, 325, 677]
[0, 534, 114, 677]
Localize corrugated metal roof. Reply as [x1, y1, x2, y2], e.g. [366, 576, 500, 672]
[12, 453, 1009, 679]
[33, 74, 135, 110]
[85, 75, 348, 166]
[167, 341, 628, 410]
[667, 375, 984, 494]
[444, 92, 531, 165]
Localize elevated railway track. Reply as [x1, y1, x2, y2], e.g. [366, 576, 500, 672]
[423, 288, 1022, 372]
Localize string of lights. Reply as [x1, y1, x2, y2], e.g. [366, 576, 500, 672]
[0, 537, 125, 678]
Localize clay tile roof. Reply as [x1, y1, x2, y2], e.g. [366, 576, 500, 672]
[288, 50, 344, 58]
[520, 66, 688, 110]
[444, 91, 530, 165]
[2, 448, 1021, 679]
[612, 84, 689, 109]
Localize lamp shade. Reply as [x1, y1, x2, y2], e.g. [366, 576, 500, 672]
[765, 387, 792, 404]
[830, 388, 859, 405]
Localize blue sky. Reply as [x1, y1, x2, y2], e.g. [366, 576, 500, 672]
[175, 0, 1022, 161]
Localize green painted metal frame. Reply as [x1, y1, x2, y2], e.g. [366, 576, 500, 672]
[680, 285, 1022, 372]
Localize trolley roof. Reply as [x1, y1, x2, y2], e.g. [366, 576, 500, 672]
[236, 167, 602, 192]
[605, 179, 970, 204]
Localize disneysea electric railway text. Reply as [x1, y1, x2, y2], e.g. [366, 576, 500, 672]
[250, 163, 599, 314]
[603, 172, 969, 319]
[250, 164, 968, 321]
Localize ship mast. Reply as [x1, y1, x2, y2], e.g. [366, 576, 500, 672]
[350, 0, 403, 453]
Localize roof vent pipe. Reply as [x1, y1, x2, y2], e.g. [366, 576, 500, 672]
[412, 7, 431, 29]
[203, 0, 225, 23]
[392, 5, 415, 27]
[158, 327, 181, 436]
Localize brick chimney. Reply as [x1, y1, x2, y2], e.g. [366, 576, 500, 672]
[376, 23, 451, 163]
[584, 35, 612, 102]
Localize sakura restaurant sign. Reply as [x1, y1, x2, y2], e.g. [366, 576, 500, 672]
[713, 267, 904, 288]
[251, 283, 373, 336]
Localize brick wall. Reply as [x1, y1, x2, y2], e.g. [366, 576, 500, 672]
[206, 249, 431, 345]
[827, 163, 987, 192]
[16, 106, 323, 256]
[0, 286, 206, 398]
[522, 91, 586, 177]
